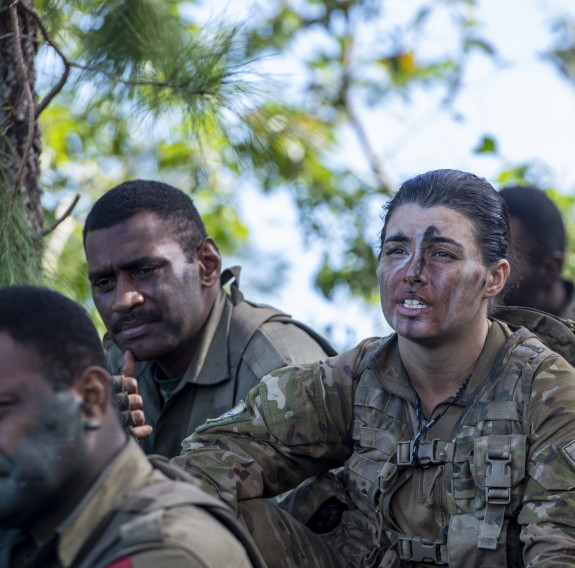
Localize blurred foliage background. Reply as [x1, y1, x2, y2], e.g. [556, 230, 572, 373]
[2, 0, 575, 346]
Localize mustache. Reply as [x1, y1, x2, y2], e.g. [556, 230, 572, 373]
[110, 308, 162, 335]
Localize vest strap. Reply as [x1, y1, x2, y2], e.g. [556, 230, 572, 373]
[478, 436, 512, 550]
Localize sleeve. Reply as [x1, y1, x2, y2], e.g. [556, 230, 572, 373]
[518, 352, 575, 566]
[171, 346, 364, 514]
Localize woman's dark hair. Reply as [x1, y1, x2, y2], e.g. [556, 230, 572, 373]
[380, 169, 510, 266]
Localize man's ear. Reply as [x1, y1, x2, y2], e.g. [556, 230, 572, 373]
[75, 366, 112, 423]
[196, 237, 222, 288]
[485, 258, 511, 298]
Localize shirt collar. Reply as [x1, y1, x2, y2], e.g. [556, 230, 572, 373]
[177, 288, 232, 387]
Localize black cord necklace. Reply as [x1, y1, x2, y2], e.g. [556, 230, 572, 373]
[411, 374, 472, 468]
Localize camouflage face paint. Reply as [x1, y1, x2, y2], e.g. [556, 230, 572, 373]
[378, 204, 490, 345]
[0, 334, 89, 531]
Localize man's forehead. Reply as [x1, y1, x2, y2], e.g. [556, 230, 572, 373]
[0, 333, 44, 388]
[86, 221, 183, 266]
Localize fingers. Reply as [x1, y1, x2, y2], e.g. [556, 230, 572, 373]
[128, 393, 143, 411]
[129, 408, 153, 440]
[110, 374, 124, 393]
[114, 391, 130, 412]
[131, 424, 153, 440]
[118, 349, 152, 440]
[121, 349, 136, 378]
[123, 376, 139, 396]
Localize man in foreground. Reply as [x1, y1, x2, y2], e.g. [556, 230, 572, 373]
[84, 179, 335, 458]
[0, 286, 262, 568]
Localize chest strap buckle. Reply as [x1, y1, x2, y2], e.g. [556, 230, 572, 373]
[485, 453, 512, 505]
[397, 439, 443, 468]
[397, 535, 448, 565]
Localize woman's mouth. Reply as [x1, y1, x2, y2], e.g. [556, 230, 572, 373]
[403, 299, 427, 309]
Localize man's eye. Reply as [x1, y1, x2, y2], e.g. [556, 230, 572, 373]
[135, 266, 158, 277]
[94, 278, 114, 290]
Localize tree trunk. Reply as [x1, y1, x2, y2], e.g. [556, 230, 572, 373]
[0, 0, 43, 285]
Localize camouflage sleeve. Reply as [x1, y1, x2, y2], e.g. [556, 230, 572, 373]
[518, 353, 575, 566]
[171, 346, 365, 514]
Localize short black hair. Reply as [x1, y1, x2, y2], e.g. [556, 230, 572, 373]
[0, 286, 107, 390]
[381, 169, 509, 266]
[83, 180, 207, 261]
[499, 185, 566, 262]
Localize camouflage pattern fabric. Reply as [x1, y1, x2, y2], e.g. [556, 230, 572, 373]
[173, 321, 575, 567]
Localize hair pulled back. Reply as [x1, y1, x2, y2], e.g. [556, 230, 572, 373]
[380, 169, 510, 267]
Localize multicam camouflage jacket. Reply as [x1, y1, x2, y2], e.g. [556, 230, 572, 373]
[174, 319, 575, 567]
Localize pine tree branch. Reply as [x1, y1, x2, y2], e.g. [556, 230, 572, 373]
[19, 0, 215, 118]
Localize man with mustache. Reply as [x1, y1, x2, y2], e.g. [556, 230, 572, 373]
[84, 180, 335, 458]
[0, 286, 263, 568]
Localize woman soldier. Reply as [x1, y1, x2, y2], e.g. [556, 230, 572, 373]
[173, 169, 575, 567]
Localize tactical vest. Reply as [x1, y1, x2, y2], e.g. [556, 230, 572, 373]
[69, 455, 267, 568]
[346, 310, 575, 568]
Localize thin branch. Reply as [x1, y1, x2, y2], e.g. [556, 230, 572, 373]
[17, 0, 71, 116]
[9, 1, 36, 200]
[341, 35, 393, 194]
[40, 194, 80, 236]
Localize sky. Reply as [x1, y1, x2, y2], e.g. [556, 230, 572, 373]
[207, 0, 575, 352]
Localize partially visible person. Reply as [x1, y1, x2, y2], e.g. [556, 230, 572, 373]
[0, 286, 263, 568]
[174, 170, 575, 567]
[84, 180, 335, 458]
[500, 185, 575, 319]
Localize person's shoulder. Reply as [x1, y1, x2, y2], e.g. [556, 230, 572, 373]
[492, 306, 575, 368]
[107, 471, 254, 568]
[157, 504, 252, 567]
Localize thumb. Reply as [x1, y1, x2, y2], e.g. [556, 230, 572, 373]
[121, 349, 136, 378]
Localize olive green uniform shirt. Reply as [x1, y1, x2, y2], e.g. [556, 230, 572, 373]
[106, 287, 332, 458]
[0, 439, 253, 568]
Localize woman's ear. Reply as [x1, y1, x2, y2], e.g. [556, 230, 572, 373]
[485, 259, 511, 298]
[196, 237, 222, 288]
